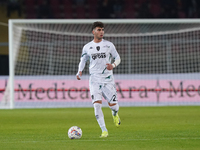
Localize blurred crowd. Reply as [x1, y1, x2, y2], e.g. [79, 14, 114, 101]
[1, 0, 200, 19]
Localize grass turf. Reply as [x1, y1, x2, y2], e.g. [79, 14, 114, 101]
[0, 106, 200, 150]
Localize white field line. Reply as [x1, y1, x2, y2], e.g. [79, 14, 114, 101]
[1, 137, 200, 143]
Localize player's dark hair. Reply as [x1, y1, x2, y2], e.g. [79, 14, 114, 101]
[92, 21, 104, 30]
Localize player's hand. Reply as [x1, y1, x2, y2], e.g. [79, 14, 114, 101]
[106, 63, 113, 70]
[76, 71, 82, 80]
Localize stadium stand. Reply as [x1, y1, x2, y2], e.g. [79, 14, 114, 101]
[0, 0, 198, 19]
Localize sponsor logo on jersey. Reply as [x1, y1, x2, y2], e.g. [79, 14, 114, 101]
[91, 53, 106, 60]
[103, 45, 110, 48]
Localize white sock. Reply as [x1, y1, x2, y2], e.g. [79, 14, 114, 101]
[93, 103, 107, 132]
[109, 103, 119, 116]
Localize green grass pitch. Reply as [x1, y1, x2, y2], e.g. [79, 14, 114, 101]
[0, 106, 200, 150]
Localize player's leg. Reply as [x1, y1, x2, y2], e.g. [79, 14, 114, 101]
[93, 101, 108, 138]
[108, 102, 121, 127]
[90, 82, 108, 137]
[102, 83, 121, 127]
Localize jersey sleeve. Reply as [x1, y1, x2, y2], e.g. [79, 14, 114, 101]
[78, 46, 89, 72]
[110, 43, 120, 60]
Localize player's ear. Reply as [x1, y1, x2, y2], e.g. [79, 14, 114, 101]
[92, 29, 95, 35]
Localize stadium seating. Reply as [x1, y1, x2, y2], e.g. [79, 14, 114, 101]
[15, 0, 200, 19]
[75, 6, 86, 18]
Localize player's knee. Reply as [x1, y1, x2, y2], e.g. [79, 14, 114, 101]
[93, 100, 102, 104]
[93, 102, 102, 110]
[109, 103, 119, 111]
[108, 102, 117, 106]
[93, 102, 102, 116]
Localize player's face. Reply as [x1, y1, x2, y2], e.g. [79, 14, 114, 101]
[93, 27, 104, 40]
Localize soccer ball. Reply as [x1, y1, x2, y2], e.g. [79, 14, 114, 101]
[68, 126, 82, 139]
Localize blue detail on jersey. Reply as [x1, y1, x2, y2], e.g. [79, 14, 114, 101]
[82, 53, 87, 57]
[105, 75, 111, 79]
[102, 67, 107, 74]
[99, 85, 102, 89]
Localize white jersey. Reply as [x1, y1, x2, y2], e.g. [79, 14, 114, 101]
[78, 39, 120, 82]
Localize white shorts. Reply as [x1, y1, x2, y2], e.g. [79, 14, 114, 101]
[89, 82, 118, 104]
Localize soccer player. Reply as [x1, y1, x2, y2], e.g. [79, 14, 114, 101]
[76, 21, 121, 138]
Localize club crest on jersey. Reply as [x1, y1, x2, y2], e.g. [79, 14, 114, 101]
[96, 46, 100, 51]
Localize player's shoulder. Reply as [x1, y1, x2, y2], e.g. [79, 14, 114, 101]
[102, 39, 113, 44]
[83, 41, 93, 49]
[102, 39, 115, 46]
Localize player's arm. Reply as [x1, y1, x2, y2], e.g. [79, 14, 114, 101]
[106, 57, 121, 70]
[106, 44, 121, 70]
[76, 49, 89, 80]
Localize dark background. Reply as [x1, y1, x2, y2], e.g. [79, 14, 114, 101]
[0, 0, 200, 75]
